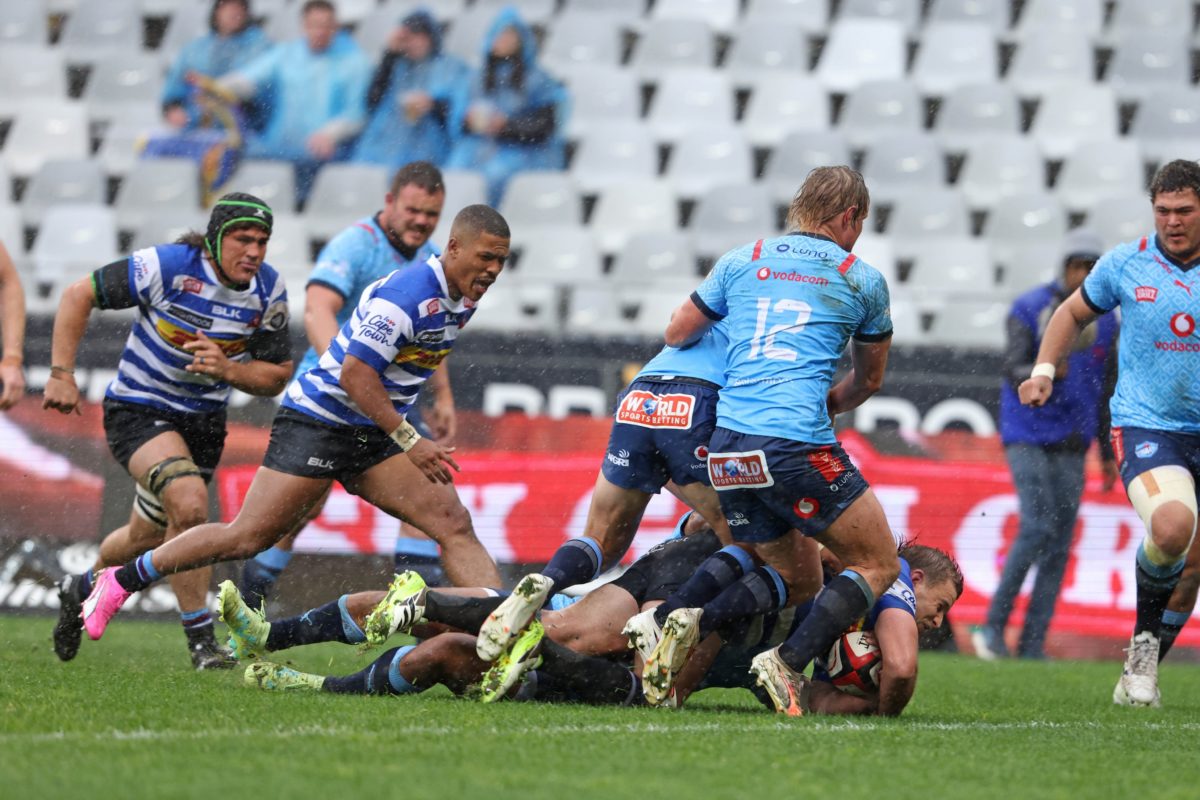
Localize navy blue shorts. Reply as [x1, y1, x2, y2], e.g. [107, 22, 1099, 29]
[600, 377, 718, 494]
[1111, 426, 1200, 493]
[707, 427, 869, 543]
[262, 407, 402, 485]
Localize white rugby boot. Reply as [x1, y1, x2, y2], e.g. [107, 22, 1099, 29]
[1112, 631, 1161, 708]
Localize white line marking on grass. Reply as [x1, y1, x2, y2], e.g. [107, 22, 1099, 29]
[5, 719, 1200, 744]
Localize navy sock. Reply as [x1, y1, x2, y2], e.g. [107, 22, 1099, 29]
[1158, 609, 1190, 662]
[323, 645, 422, 695]
[1133, 547, 1183, 637]
[239, 546, 293, 607]
[541, 537, 602, 594]
[78, 568, 95, 599]
[266, 595, 364, 652]
[114, 552, 161, 593]
[422, 591, 505, 633]
[654, 546, 756, 626]
[394, 552, 445, 588]
[777, 571, 874, 673]
[697, 565, 788, 638]
[180, 608, 213, 634]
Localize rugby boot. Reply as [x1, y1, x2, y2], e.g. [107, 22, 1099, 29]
[362, 570, 428, 648]
[245, 662, 326, 692]
[187, 626, 238, 670]
[749, 647, 810, 717]
[642, 607, 701, 706]
[218, 579, 270, 660]
[480, 620, 545, 704]
[476, 573, 553, 660]
[622, 608, 663, 666]
[81, 567, 132, 640]
[1113, 631, 1162, 708]
[52, 573, 85, 661]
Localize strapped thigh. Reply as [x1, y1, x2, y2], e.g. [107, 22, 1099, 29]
[140, 456, 204, 498]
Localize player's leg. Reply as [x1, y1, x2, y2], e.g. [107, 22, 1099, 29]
[1159, 533, 1200, 662]
[238, 522, 305, 608]
[540, 583, 641, 657]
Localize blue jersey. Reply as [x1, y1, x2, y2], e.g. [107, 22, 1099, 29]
[635, 321, 729, 387]
[692, 234, 893, 444]
[297, 215, 441, 374]
[282, 256, 474, 427]
[105, 244, 289, 414]
[1081, 234, 1200, 433]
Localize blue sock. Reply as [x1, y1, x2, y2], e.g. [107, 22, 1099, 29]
[180, 608, 213, 633]
[654, 545, 755, 626]
[114, 551, 161, 593]
[777, 570, 874, 672]
[266, 595, 365, 652]
[696, 565, 788, 638]
[239, 546, 293, 606]
[1134, 543, 1184, 637]
[541, 537, 602, 593]
[77, 568, 96, 599]
[1159, 609, 1191, 662]
[324, 646, 422, 695]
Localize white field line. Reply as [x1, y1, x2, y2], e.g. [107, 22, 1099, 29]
[4, 719, 1200, 744]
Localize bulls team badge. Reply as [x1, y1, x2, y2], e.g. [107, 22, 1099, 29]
[808, 447, 847, 483]
[616, 390, 695, 429]
[707, 451, 774, 489]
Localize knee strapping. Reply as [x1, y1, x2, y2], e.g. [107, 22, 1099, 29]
[134, 484, 168, 529]
[140, 456, 203, 498]
[1128, 466, 1198, 564]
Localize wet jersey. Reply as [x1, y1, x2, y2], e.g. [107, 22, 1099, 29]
[283, 256, 473, 426]
[635, 321, 729, 387]
[692, 234, 892, 444]
[297, 215, 441, 374]
[1081, 234, 1200, 432]
[98, 244, 289, 414]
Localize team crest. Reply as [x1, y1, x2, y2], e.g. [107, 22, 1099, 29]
[1135, 441, 1159, 459]
[172, 275, 205, 294]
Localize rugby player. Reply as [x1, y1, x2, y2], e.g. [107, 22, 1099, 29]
[44, 194, 293, 668]
[1020, 159, 1200, 707]
[76, 205, 510, 643]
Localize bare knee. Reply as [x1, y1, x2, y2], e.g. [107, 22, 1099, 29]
[163, 490, 209, 534]
[426, 504, 476, 545]
[1150, 503, 1197, 561]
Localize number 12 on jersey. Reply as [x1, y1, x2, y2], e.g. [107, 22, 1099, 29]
[749, 297, 812, 361]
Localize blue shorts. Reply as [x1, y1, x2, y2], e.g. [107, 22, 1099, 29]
[1111, 426, 1200, 493]
[600, 377, 718, 494]
[707, 427, 869, 543]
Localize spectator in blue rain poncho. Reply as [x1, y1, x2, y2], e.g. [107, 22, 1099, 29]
[161, 0, 271, 131]
[352, 9, 468, 170]
[446, 7, 568, 206]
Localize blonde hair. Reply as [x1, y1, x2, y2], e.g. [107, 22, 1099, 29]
[785, 166, 870, 232]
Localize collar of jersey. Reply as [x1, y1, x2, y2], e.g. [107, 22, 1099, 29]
[790, 231, 837, 244]
[1152, 235, 1200, 272]
[428, 257, 468, 313]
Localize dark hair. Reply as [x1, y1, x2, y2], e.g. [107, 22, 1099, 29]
[176, 231, 207, 248]
[209, 0, 250, 33]
[390, 161, 445, 196]
[302, 0, 335, 17]
[450, 204, 510, 241]
[1149, 159, 1200, 201]
[899, 542, 964, 599]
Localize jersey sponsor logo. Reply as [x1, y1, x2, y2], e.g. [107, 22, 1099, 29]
[420, 299, 441, 317]
[209, 304, 243, 320]
[885, 581, 917, 611]
[808, 447, 847, 483]
[1170, 312, 1195, 337]
[393, 344, 451, 371]
[262, 302, 289, 332]
[615, 390, 696, 429]
[132, 253, 149, 281]
[362, 313, 396, 343]
[754, 268, 830, 286]
[155, 317, 247, 356]
[307, 456, 334, 469]
[708, 450, 774, 489]
[1135, 286, 1158, 302]
[793, 497, 820, 519]
[1135, 441, 1159, 459]
[171, 275, 205, 294]
[1111, 427, 1125, 464]
[166, 305, 213, 330]
[606, 448, 631, 467]
[727, 511, 751, 527]
[1174, 280, 1193, 296]
[693, 444, 709, 461]
[414, 327, 446, 345]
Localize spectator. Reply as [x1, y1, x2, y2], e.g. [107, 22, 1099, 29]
[216, 0, 371, 203]
[974, 228, 1119, 661]
[353, 9, 469, 170]
[161, 0, 271, 131]
[0, 240, 26, 410]
[446, 7, 568, 206]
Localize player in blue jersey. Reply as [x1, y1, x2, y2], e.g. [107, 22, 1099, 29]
[639, 166, 901, 712]
[472, 325, 741, 663]
[1021, 159, 1200, 708]
[43, 193, 293, 669]
[237, 161, 459, 604]
[77, 205, 511, 645]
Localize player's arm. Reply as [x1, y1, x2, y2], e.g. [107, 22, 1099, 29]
[664, 294, 717, 348]
[0, 241, 27, 409]
[426, 364, 456, 443]
[42, 273, 103, 414]
[304, 284, 346, 356]
[182, 329, 293, 396]
[827, 337, 890, 418]
[871, 607, 919, 717]
[1018, 290, 1100, 408]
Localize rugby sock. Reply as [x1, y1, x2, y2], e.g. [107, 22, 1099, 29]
[653, 546, 756, 627]
[541, 537, 603, 593]
[78, 568, 95, 599]
[323, 645, 423, 695]
[537, 639, 640, 706]
[180, 608, 213, 632]
[394, 552, 446, 588]
[777, 570, 874, 673]
[422, 591, 505, 633]
[239, 546, 293, 606]
[1133, 544, 1183, 637]
[114, 552, 161, 593]
[696, 565, 788, 639]
[1158, 609, 1191, 662]
[266, 595, 365, 651]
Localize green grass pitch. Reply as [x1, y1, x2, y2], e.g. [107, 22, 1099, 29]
[3, 615, 1199, 799]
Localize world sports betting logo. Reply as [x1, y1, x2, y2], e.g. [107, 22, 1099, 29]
[615, 390, 695, 429]
[707, 451, 774, 489]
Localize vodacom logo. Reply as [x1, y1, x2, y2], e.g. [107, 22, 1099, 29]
[1170, 312, 1195, 338]
[756, 266, 771, 280]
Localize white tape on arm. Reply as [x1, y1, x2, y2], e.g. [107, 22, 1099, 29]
[389, 420, 422, 452]
[1030, 362, 1057, 381]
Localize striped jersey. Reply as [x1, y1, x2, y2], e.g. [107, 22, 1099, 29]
[282, 256, 474, 426]
[100, 244, 289, 414]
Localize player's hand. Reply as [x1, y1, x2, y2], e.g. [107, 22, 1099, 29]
[1101, 458, 1119, 492]
[0, 361, 25, 410]
[428, 396, 457, 445]
[406, 438, 460, 484]
[183, 331, 231, 381]
[164, 105, 189, 129]
[42, 373, 81, 415]
[1018, 376, 1053, 407]
[307, 132, 337, 161]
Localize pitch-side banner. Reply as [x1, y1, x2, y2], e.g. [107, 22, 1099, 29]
[215, 431, 1199, 645]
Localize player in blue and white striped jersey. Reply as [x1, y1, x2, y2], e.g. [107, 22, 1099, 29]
[77, 205, 510, 645]
[44, 193, 293, 669]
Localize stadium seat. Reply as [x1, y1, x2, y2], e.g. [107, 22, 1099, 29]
[561, 0, 646, 23]
[0, 0, 48, 45]
[985, 191, 1068, 272]
[1087, 194, 1153, 250]
[565, 283, 632, 336]
[0, 163, 13, 207]
[887, 292, 926, 346]
[646, 69, 734, 142]
[1104, 0, 1190, 40]
[630, 18, 715, 81]
[469, 281, 558, 334]
[562, 67, 641, 141]
[740, 75, 829, 148]
[473, 0, 557, 26]
[442, 8, 494, 69]
[762, 130, 852, 206]
[859, 133, 947, 206]
[58, 0, 142, 66]
[541, 12, 624, 81]
[1129, 89, 1200, 166]
[1029, 85, 1119, 161]
[84, 52, 166, 126]
[926, 0, 1011, 34]
[689, 183, 774, 261]
[925, 300, 1007, 350]
[0, 204, 23, 249]
[431, 168, 487, 246]
[511, 228, 603, 287]
[0, 101, 89, 178]
[30, 204, 120, 302]
[651, 0, 738, 32]
[570, 121, 658, 194]
[257, 213, 315, 291]
[115, 158, 202, 234]
[263, 5, 303, 45]
[665, 126, 753, 199]
[1006, 30, 1095, 99]
[934, 82, 1021, 154]
[840, 0, 922, 35]
[95, 114, 159, 178]
[129, 208, 208, 252]
[851, 234, 899, 287]
[838, 79, 923, 150]
[911, 23, 999, 97]
[743, 0, 829, 32]
[157, 2, 209, 66]
[499, 171, 583, 231]
[1055, 140, 1146, 212]
[1014, 0, 1104, 40]
[1104, 31, 1192, 103]
[886, 188, 971, 258]
[0, 47, 67, 113]
[725, 20, 811, 90]
[302, 163, 390, 241]
[610, 231, 698, 286]
[326, 0, 381, 25]
[958, 134, 1046, 209]
[994, 239, 1064, 293]
[814, 18, 906, 94]
[625, 285, 695, 336]
[904, 237, 996, 305]
[229, 160, 299, 215]
[21, 159, 106, 229]
[590, 180, 678, 255]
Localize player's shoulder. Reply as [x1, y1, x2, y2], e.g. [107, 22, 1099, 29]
[254, 261, 286, 297]
[1099, 235, 1152, 271]
[713, 238, 765, 273]
[325, 216, 383, 253]
[141, 242, 199, 278]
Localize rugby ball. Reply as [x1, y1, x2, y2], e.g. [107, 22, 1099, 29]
[820, 631, 882, 697]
